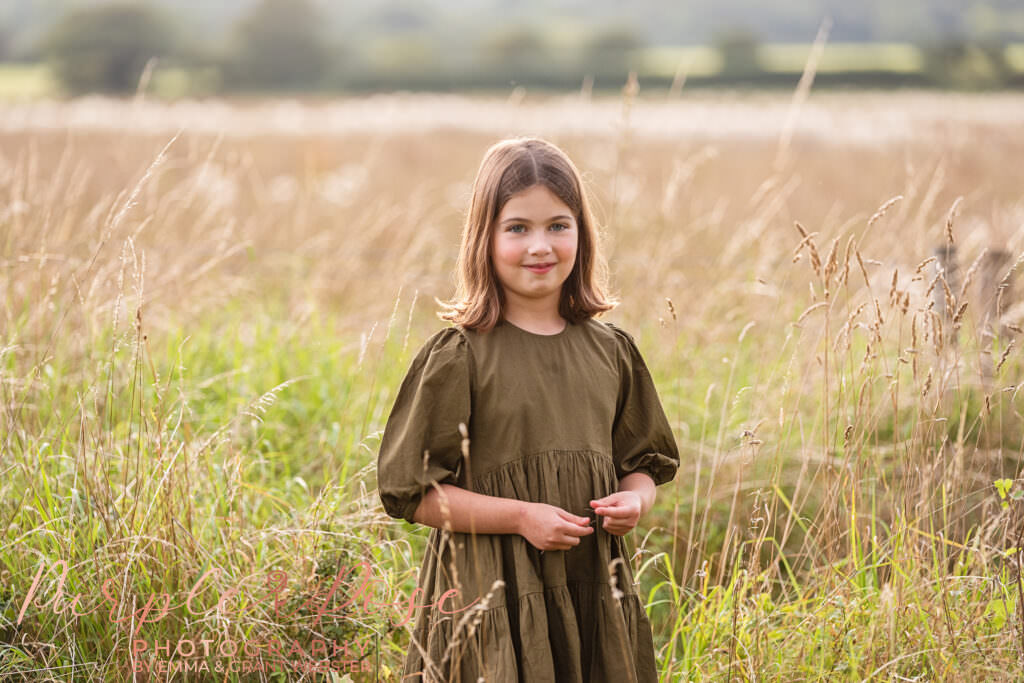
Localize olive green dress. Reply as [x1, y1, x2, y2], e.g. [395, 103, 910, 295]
[376, 317, 679, 683]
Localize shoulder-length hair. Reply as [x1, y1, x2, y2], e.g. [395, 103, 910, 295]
[438, 137, 617, 332]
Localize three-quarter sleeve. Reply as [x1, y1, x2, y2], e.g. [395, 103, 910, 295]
[376, 327, 472, 524]
[607, 323, 680, 486]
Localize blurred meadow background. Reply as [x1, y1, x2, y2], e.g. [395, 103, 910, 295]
[3, 1, 1024, 681]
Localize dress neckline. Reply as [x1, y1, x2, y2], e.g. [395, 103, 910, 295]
[501, 318, 571, 338]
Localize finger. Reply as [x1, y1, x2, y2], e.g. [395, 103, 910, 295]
[603, 521, 626, 535]
[556, 508, 588, 523]
[603, 519, 630, 533]
[560, 520, 593, 536]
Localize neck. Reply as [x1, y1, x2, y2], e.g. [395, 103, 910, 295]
[502, 292, 564, 331]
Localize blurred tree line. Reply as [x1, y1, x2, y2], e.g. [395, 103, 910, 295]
[18, 0, 1024, 94]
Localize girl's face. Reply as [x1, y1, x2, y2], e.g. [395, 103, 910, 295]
[491, 184, 579, 314]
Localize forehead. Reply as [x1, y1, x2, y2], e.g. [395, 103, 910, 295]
[497, 184, 573, 220]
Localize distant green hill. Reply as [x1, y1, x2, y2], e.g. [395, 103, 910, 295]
[3, 1, 1022, 93]
[2, 0, 1023, 59]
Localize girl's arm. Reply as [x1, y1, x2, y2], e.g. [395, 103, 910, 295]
[412, 484, 525, 534]
[413, 484, 594, 550]
[616, 472, 656, 515]
[590, 472, 656, 536]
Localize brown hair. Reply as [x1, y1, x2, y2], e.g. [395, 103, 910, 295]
[438, 137, 617, 332]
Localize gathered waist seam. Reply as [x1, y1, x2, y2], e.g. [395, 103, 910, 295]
[465, 449, 615, 485]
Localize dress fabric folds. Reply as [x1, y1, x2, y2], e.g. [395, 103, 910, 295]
[376, 317, 680, 683]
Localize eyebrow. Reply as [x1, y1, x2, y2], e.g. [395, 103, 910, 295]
[500, 215, 574, 225]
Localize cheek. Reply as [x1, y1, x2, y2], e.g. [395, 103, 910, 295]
[558, 234, 579, 260]
[491, 238, 514, 269]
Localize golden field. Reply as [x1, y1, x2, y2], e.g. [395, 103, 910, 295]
[3, 90, 1024, 680]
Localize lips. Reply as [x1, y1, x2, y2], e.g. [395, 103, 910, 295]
[524, 263, 555, 273]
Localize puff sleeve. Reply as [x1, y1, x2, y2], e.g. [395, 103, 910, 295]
[607, 323, 680, 486]
[376, 327, 472, 524]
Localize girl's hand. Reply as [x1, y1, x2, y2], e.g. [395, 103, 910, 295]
[518, 503, 594, 551]
[590, 492, 643, 536]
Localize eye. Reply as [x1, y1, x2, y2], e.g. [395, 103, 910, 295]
[549, 223, 570, 232]
[507, 224, 526, 233]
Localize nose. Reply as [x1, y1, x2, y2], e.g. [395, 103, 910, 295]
[527, 232, 553, 256]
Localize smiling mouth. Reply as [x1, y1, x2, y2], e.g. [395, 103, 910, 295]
[524, 263, 555, 271]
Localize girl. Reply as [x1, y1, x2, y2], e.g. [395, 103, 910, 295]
[377, 137, 679, 683]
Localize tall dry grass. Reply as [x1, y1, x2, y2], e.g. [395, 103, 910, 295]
[2, 91, 1024, 680]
